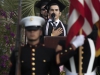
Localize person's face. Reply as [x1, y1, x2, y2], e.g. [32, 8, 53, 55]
[41, 5, 47, 17]
[26, 29, 42, 41]
[49, 5, 61, 20]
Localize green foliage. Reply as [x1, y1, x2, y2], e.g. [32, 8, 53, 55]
[0, 9, 17, 74]
[22, 0, 37, 17]
[0, 0, 18, 74]
[2, 0, 18, 11]
[60, 0, 69, 24]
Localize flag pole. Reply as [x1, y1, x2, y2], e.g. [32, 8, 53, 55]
[79, 28, 83, 75]
[15, 0, 22, 75]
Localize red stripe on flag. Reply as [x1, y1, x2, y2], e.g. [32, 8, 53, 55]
[84, 1, 93, 28]
[66, 15, 84, 46]
[91, 0, 100, 16]
[70, 0, 84, 17]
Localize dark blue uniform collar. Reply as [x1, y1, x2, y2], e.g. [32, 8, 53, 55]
[26, 42, 45, 48]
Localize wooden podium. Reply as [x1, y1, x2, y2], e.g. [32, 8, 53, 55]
[44, 36, 66, 49]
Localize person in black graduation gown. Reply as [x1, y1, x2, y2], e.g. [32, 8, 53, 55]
[35, 0, 50, 43]
[9, 16, 60, 75]
[35, 0, 50, 21]
[42, 0, 67, 36]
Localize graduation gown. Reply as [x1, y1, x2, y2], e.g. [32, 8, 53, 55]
[9, 43, 60, 75]
[42, 20, 67, 36]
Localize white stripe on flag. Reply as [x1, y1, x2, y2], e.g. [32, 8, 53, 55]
[85, 0, 99, 24]
[78, 0, 84, 6]
[82, 18, 92, 35]
[67, 9, 80, 33]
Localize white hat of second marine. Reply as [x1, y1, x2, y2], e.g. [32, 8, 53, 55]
[20, 16, 45, 30]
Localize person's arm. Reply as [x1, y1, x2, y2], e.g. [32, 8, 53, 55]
[9, 50, 16, 75]
[56, 40, 77, 65]
[56, 35, 85, 65]
[49, 50, 60, 75]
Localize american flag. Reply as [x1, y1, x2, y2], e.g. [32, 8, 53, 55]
[66, 0, 100, 51]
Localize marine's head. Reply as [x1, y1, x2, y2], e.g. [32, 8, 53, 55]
[20, 16, 45, 41]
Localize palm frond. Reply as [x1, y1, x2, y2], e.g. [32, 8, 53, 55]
[22, 0, 37, 17]
[59, 0, 70, 24]
[1, 0, 39, 17]
[1, 0, 18, 11]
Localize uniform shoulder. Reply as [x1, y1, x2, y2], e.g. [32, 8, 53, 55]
[20, 44, 29, 49]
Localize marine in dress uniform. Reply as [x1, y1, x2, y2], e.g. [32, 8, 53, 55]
[42, 0, 67, 36]
[9, 16, 60, 75]
[56, 26, 100, 75]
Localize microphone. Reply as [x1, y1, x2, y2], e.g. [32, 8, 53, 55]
[51, 13, 55, 22]
[51, 13, 56, 29]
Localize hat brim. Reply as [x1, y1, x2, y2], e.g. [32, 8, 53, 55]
[45, 0, 66, 12]
[35, 1, 49, 8]
[25, 26, 42, 31]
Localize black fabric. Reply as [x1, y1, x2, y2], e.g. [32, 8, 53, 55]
[97, 66, 100, 75]
[60, 48, 76, 66]
[58, 40, 66, 49]
[87, 25, 98, 45]
[98, 55, 100, 66]
[57, 40, 76, 66]
[97, 56, 100, 74]
[9, 44, 60, 75]
[9, 50, 17, 75]
[64, 61, 71, 72]
[47, 22, 53, 36]
[75, 39, 91, 73]
[35, 0, 50, 9]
